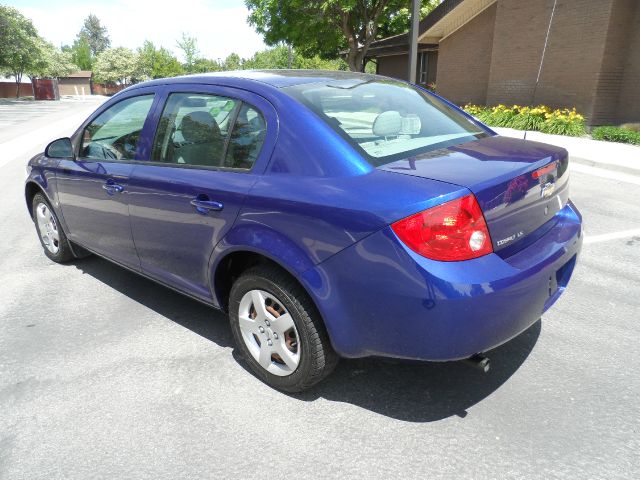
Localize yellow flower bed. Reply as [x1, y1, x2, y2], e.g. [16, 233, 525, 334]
[463, 104, 586, 136]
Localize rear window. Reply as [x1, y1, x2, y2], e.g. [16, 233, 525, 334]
[282, 79, 488, 166]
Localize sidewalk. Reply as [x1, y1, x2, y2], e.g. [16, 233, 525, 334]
[493, 127, 640, 176]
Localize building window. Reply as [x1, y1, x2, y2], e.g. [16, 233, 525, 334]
[418, 52, 428, 85]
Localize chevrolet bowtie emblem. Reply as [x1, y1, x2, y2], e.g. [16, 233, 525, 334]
[541, 182, 556, 198]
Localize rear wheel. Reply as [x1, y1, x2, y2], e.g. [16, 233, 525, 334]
[32, 193, 74, 263]
[229, 265, 338, 392]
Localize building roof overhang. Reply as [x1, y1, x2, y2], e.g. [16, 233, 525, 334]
[366, 0, 497, 58]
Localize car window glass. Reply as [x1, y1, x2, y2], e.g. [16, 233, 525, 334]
[223, 104, 266, 169]
[152, 93, 238, 168]
[80, 95, 154, 161]
[152, 93, 266, 170]
[283, 80, 487, 166]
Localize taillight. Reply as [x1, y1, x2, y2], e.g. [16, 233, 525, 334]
[391, 194, 493, 261]
[532, 162, 557, 179]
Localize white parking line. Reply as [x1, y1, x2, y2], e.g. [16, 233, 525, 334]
[584, 228, 640, 245]
[571, 163, 640, 186]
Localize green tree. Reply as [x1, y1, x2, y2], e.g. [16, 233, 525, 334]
[191, 57, 222, 73]
[29, 39, 77, 79]
[242, 45, 347, 70]
[245, 0, 440, 72]
[377, 1, 440, 38]
[64, 34, 92, 70]
[0, 5, 39, 97]
[176, 33, 199, 72]
[137, 40, 184, 79]
[93, 47, 138, 84]
[79, 14, 110, 56]
[223, 53, 242, 71]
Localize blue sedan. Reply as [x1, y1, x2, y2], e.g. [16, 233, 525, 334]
[25, 71, 582, 391]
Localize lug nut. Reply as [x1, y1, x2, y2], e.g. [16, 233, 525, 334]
[273, 333, 278, 339]
[259, 326, 265, 333]
[265, 320, 270, 326]
[267, 339, 273, 346]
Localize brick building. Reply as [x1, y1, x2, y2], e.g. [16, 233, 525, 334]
[57, 71, 92, 96]
[367, 0, 640, 126]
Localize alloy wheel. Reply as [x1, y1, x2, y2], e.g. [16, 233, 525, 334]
[238, 289, 301, 376]
[36, 202, 60, 254]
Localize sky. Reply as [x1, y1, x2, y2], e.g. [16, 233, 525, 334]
[6, 0, 267, 61]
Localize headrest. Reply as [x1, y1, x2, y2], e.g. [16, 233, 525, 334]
[372, 111, 402, 137]
[180, 111, 220, 143]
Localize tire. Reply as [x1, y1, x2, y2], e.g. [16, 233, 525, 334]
[229, 265, 338, 392]
[32, 193, 75, 263]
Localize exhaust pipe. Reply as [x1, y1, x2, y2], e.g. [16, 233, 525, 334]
[464, 353, 491, 373]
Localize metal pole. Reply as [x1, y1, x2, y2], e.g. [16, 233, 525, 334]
[408, 0, 420, 83]
[288, 43, 293, 69]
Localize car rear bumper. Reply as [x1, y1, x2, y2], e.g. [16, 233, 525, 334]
[304, 201, 583, 361]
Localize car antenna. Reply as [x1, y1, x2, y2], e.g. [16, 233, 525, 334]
[525, 0, 558, 141]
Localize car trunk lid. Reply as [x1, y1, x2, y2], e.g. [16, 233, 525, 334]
[379, 135, 570, 254]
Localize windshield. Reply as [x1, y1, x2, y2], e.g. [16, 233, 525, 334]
[283, 78, 489, 166]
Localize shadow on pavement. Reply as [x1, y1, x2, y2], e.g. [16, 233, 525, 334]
[74, 255, 234, 348]
[291, 320, 540, 422]
[74, 255, 540, 423]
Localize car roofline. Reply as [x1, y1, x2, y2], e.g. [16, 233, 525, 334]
[121, 69, 382, 92]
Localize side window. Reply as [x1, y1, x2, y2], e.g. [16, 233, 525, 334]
[152, 93, 266, 170]
[152, 93, 238, 168]
[224, 104, 266, 169]
[80, 95, 154, 161]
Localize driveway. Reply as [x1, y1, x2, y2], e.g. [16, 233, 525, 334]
[0, 98, 638, 479]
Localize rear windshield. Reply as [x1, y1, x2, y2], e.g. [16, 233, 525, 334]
[283, 79, 488, 166]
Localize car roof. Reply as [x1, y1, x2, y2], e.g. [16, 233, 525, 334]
[130, 69, 380, 90]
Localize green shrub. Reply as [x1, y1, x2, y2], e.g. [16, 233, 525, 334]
[463, 104, 586, 136]
[620, 123, 640, 133]
[592, 126, 640, 145]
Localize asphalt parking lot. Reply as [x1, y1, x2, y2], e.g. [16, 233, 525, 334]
[1, 98, 638, 479]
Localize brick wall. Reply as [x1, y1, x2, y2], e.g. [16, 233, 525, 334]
[436, 2, 497, 105]
[92, 83, 128, 96]
[377, 54, 410, 81]
[372, 0, 639, 125]
[590, 0, 638, 125]
[484, 0, 640, 125]
[486, 0, 615, 120]
[615, 1, 640, 125]
[0, 82, 34, 98]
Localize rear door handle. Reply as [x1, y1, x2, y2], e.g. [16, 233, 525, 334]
[191, 197, 224, 214]
[102, 181, 124, 195]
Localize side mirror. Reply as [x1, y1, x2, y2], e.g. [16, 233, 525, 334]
[45, 137, 74, 159]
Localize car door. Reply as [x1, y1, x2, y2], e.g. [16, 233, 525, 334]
[55, 91, 158, 268]
[127, 86, 276, 302]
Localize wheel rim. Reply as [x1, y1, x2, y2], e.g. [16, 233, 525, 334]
[36, 202, 60, 254]
[238, 289, 301, 377]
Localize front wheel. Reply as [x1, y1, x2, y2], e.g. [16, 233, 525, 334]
[32, 193, 75, 263]
[229, 265, 338, 392]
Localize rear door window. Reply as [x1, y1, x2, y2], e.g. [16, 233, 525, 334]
[224, 104, 266, 169]
[151, 93, 266, 170]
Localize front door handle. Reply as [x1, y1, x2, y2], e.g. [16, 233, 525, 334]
[191, 197, 224, 215]
[102, 181, 124, 195]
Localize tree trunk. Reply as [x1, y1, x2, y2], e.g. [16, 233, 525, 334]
[342, 1, 387, 72]
[346, 44, 364, 72]
[14, 72, 23, 99]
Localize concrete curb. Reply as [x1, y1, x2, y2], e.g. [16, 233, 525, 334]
[570, 156, 640, 177]
[492, 127, 640, 177]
